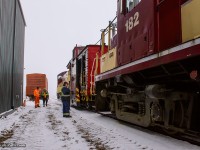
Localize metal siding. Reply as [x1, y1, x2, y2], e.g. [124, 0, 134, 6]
[0, 0, 15, 113]
[13, 0, 25, 108]
[0, 0, 25, 113]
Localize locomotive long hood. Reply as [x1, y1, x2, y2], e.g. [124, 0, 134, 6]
[95, 38, 200, 82]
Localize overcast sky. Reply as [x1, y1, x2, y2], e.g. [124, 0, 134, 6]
[20, 0, 117, 97]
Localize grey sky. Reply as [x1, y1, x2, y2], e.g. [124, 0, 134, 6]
[20, 0, 117, 96]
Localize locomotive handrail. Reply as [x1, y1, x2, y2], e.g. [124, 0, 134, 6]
[90, 57, 96, 95]
[95, 16, 117, 45]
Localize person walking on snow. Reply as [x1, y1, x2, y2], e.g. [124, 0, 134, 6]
[61, 82, 71, 117]
[34, 87, 40, 108]
[41, 88, 49, 107]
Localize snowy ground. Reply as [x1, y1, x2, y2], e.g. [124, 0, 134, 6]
[0, 98, 200, 150]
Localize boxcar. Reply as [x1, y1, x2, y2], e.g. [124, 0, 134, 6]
[26, 73, 48, 100]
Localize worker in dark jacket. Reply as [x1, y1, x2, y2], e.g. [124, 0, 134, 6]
[61, 82, 71, 117]
[41, 88, 49, 107]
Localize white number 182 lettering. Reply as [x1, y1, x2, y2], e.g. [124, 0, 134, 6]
[125, 12, 139, 32]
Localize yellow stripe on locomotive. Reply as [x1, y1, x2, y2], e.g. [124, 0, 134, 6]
[181, 0, 200, 42]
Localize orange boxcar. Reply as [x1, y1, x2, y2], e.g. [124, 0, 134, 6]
[26, 73, 48, 100]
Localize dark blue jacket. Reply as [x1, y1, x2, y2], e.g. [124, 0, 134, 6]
[61, 86, 70, 101]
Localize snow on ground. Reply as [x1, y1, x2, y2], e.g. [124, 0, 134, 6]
[0, 98, 200, 150]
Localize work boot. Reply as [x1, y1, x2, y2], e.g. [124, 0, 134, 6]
[66, 115, 72, 118]
[63, 115, 72, 118]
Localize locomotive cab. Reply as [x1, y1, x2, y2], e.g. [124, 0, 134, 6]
[118, 0, 154, 66]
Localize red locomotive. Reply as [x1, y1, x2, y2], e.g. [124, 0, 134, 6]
[69, 0, 200, 136]
[68, 46, 84, 104]
[95, 0, 200, 134]
[69, 45, 108, 108]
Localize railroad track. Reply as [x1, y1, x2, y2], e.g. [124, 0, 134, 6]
[71, 104, 200, 146]
[170, 130, 200, 146]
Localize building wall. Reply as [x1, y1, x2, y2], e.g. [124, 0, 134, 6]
[0, 0, 26, 113]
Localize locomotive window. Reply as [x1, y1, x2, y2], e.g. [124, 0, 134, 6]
[126, 0, 141, 12]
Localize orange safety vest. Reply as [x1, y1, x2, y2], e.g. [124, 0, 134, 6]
[34, 89, 40, 97]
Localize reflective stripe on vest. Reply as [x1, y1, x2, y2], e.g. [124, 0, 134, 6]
[61, 95, 70, 97]
[61, 91, 70, 97]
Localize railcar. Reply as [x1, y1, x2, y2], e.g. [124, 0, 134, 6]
[94, 0, 200, 136]
[69, 46, 85, 105]
[26, 73, 48, 100]
[57, 71, 70, 99]
[69, 45, 108, 108]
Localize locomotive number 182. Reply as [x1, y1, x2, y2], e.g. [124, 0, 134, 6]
[125, 12, 139, 32]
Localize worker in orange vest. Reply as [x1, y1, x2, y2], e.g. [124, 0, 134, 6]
[34, 87, 40, 108]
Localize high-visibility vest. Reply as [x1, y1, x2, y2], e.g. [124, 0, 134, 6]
[42, 91, 49, 98]
[61, 87, 70, 97]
